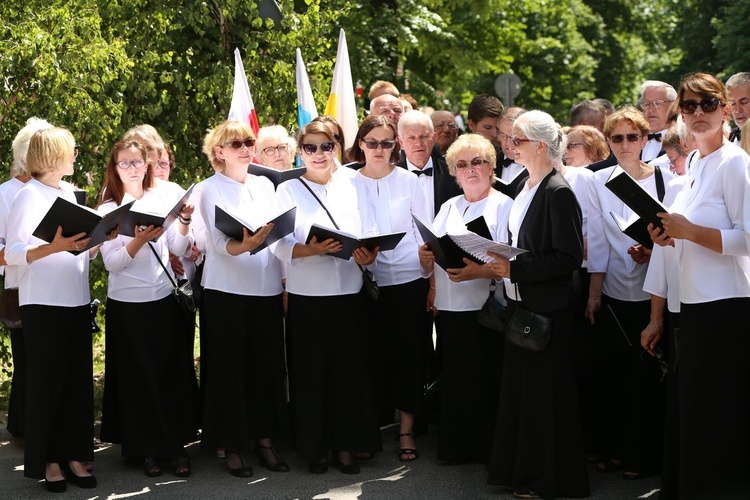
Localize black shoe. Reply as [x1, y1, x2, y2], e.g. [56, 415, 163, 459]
[144, 457, 163, 478]
[44, 478, 67, 493]
[308, 458, 329, 474]
[256, 443, 289, 473]
[62, 463, 97, 489]
[174, 455, 191, 478]
[333, 452, 360, 474]
[226, 451, 253, 478]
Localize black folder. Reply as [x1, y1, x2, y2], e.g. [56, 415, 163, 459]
[605, 166, 667, 229]
[33, 198, 135, 255]
[610, 212, 654, 249]
[118, 184, 196, 238]
[248, 163, 307, 188]
[304, 225, 406, 260]
[215, 206, 297, 254]
[412, 213, 493, 270]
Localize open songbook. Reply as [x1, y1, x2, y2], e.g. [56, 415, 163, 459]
[214, 206, 297, 254]
[248, 163, 307, 188]
[118, 184, 196, 238]
[610, 211, 654, 248]
[605, 166, 667, 230]
[304, 225, 406, 260]
[33, 198, 135, 255]
[412, 213, 526, 270]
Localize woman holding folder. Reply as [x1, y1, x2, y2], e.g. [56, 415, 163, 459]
[197, 120, 289, 477]
[5, 127, 99, 492]
[97, 139, 198, 478]
[270, 120, 380, 474]
[417, 133, 512, 463]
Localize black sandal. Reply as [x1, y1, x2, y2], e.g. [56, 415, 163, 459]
[256, 443, 290, 473]
[174, 455, 191, 478]
[397, 433, 419, 462]
[144, 457, 162, 478]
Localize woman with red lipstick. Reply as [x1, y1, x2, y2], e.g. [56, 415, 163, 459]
[198, 121, 290, 477]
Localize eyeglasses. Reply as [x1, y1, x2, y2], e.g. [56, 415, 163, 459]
[455, 157, 489, 169]
[566, 142, 583, 150]
[261, 144, 289, 156]
[223, 138, 256, 149]
[434, 121, 457, 130]
[116, 159, 146, 170]
[361, 139, 396, 150]
[609, 133, 642, 144]
[679, 98, 722, 114]
[511, 137, 536, 147]
[640, 100, 671, 111]
[300, 141, 336, 155]
[155, 160, 170, 170]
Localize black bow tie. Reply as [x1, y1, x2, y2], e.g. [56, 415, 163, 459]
[413, 168, 433, 177]
[647, 133, 662, 142]
[729, 128, 741, 142]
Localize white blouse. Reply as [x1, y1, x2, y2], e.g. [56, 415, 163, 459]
[99, 188, 191, 303]
[670, 143, 750, 304]
[0, 177, 26, 287]
[503, 179, 541, 301]
[271, 175, 374, 296]
[588, 165, 675, 301]
[199, 172, 283, 297]
[406, 157, 436, 222]
[5, 179, 91, 307]
[431, 191, 513, 312]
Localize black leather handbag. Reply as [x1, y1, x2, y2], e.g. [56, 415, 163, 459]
[505, 305, 551, 352]
[477, 279, 507, 332]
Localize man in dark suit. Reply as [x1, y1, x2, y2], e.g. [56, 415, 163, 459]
[397, 110, 462, 220]
[726, 72, 750, 143]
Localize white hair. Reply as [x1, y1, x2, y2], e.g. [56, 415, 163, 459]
[257, 125, 296, 151]
[513, 110, 566, 164]
[12, 117, 54, 177]
[398, 110, 434, 135]
[640, 80, 677, 102]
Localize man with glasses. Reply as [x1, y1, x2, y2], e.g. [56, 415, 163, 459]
[430, 110, 459, 156]
[639, 80, 677, 162]
[725, 72, 750, 143]
[495, 107, 529, 198]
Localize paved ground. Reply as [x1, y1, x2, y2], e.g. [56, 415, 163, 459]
[0, 423, 661, 500]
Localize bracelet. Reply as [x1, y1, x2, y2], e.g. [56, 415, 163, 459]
[178, 215, 192, 225]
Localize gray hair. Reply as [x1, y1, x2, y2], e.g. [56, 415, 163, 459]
[12, 117, 54, 177]
[398, 110, 434, 135]
[257, 125, 296, 151]
[513, 110, 566, 164]
[640, 80, 677, 102]
[726, 72, 750, 90]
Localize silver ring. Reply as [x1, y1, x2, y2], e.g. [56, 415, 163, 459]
[75, 243, 80, 250]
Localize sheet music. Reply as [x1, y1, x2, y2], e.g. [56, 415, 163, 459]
[448, 232, 527, 262]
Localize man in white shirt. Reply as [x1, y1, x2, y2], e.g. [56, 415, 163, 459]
[639, 81, 677, 162]
[726, 72, 750, 143]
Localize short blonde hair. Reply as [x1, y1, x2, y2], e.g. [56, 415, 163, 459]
[603, 106, 651, 137]
[123, 124, 164, 155]
[11, 117, 54, 177]
[202, 120, 255, 171]
[445, 133, 497, 177]
[26, 127, 75, 178]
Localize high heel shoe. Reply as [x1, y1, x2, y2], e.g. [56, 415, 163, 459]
[144, 457, 162, 478]
[333, 451, 360, 474]
[226, 450, 253, 478]
[61, 463, 97, 489]
[44, 478, 67, 493]
[174, 455, 191, 478]
[256, 443, 290, 473]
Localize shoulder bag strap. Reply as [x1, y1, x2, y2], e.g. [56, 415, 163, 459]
[147, 241, 179, 291]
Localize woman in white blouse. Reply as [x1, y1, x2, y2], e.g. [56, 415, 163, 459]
[649, 72, 750, 498]
[350, 115, 430, 462]
[5, 127, 99, 492]
[198, 121, 289, 477]
[271, 121, 380, 475]
[417, 133, 512, 463]
[585, 107, 673, 480]
[97, 139, 197, 478]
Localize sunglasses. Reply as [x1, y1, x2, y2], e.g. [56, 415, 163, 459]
[566, 142, 583, 150]
[511, 137, 536, 147]
[224, 138, 256, 149]
[609, 133, 642, 144]
[679, 97, 722, 114]
[455, 157, 489, 169]
[301, 141, 336, 155]
[361, 139, 395, 150]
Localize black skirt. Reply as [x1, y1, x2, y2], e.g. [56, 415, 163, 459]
[100, 295, 198, 457]
[200, 290, 289, 451]
[6, 326, 26, 438]
[488, 299, 590, 498]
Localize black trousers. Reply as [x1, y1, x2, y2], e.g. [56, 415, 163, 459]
[22, 304, 93, 479]
[6, 326, 26, 438]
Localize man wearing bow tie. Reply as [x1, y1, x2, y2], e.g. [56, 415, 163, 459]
[726, 72, 750, 143]
[639, 80, 676, 162]
[397, 110, 461, 221]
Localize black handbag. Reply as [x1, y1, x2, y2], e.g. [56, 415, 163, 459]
[505, 304, 552, 352]
[147, 242, 196, 313]
[477, 279, 507, 332]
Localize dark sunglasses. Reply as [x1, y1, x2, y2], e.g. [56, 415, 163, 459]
[609, 133, 642, 144]
[511, 137, 536, 147]
[361, 139, 395, 150]
[679, 97, 722, 115]
[455, 157, 489, 169]
[301, 141, 336, 155]
[224, 138, 256, 149]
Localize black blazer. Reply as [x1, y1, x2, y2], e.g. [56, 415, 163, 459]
[509, 169, 583, 314]
[397, 146, 462, 217]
